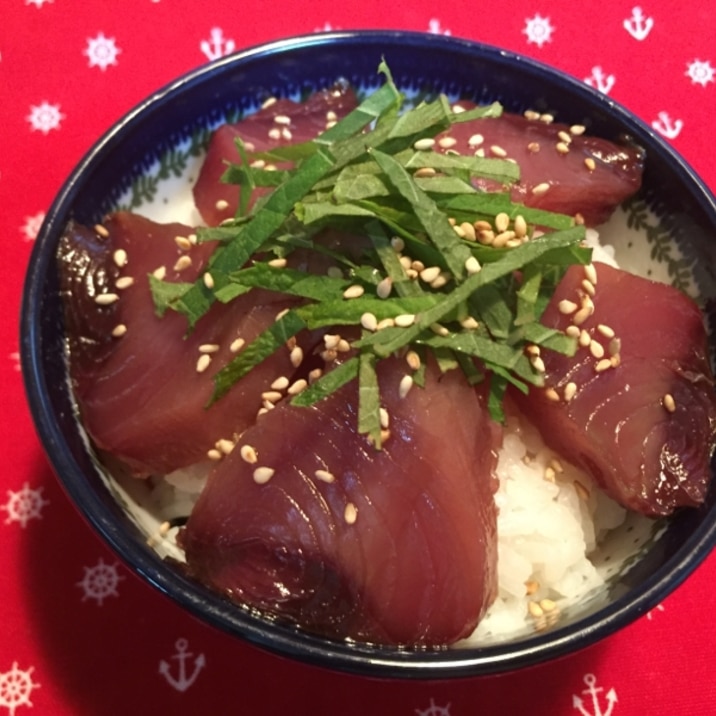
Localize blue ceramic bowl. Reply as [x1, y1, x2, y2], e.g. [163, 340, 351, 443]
[20, 30, 716, 678]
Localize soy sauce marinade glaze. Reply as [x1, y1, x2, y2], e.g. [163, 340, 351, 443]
[57, 63, 716, 647]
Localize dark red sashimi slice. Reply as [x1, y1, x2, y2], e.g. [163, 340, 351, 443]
[179, 358, 500, 647]
[59, 211, 307, 476]
[512, 262, 716, 516]
[439, 111, 643, 225]
[193, 86, 358, 226]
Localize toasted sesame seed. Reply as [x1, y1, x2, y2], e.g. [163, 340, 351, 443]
[175, 235, 192, 251]
[419, 266, 441, 284]
[405, 350, 421, 371]
[115, 276, 134, 290]
[414, 166, 437, 178]
[545, 387, 560, 402]
[557, 130, 572, 144]
[113, 249, 128, 267]
[565, 325, 580, 338]
[465, 256, 482, 275]
[539, 113, 554, 124]
[360, 312, 378, 332]
[490, 144, 508, 158]
[513, 215, 528, 238]
[528, 601, 544, 619]
[315, 469, 335, 483]
[438, 136, 457, 149]
[270, 376, 289, 391]
[579, 329, 591, 348]
[337, 339, 351, 353]
[411, 260, 426, 273]
[478, 229, 495, 245]
[196, 354, 212, 373]
[430, 323, 449, 336]
[399, 374, 414, 398]
[431, 273, 450, 289]
[460, 221, 477, 241]
[216, 438, 235, 455]
[95, 293, 119, 306]
[527, 141, 541, 153]
[287, 379, 308, 396]
[391, 237, 405, 252]
[261, 390, 283, 403]
[532, 182, 550, 196]
[558, 299, 578, 315]
[468, 133, 484, 147]
[240, 444, 258, 464]
[595, 358, 613, 373]
[572, 306, 593, 326]
[597, 324, 614, 339]
[173, 255, 192, 272]
[268, 257, 287, 268]
[379, 406, 390, 428]
[540, 598, 558, 613]
[376, 277, 393, 299]
[570, 124, 586, 135]
[153, 266, 167, 280]
[524, 109, 541, 120]
[344, 502, 358, 524]
[460, 316, 479, 330]
[452, 224, 466, 239]
[525, 580, 540, 595]
[608, 337, 621, 356]
[94, 223, 110, 238]
[199, 343, 220, 353]
[581, 278, 596, 297]
[207, 448, 222, 461]
[203, 272, 215, 289]
[663, 393, 677, 413]
[584, 157, 596, 172]
[530, 355, 546, 373]
[414, 137, 436, 151]
[111, 324, 127, 338]
[495, 212, 510, 233]
[253, 467, 275, 484]
[493, 230, 515, 248]
[394, 313, 416, 327]
[556, 142, 570, 154]
[563, 382, 577, 402]
[544, 465, 556, 482]
[230, 337, 245, 353]
[290, 346, 304, 367]
[376, 317, 395, 330]
[308, 368, 322, 383]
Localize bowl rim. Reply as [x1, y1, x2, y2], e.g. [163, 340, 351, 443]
[20, 28, 716, 679]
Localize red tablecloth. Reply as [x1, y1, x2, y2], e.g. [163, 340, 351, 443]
[3, 2, 716, 714]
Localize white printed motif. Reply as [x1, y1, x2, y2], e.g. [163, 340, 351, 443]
[0, 663, 39, 716]
[314, 22, 336, 32]
[415, 698, 452, 716]
[1, 484, 49, 528]
[200, 28, 235, 61]
[428, 19, 451, 36]
[646, 602, 666, 619]
[651, 111, 683, 139]
[9, 353, 21, 373]
[584, 66, 616, 94]
[26, 102, 64, 134]
[84, 32, 121, 71]
[523, 14, 555, 48]
[77, 558, 124, 605]
[21, 212, 45, 241]
[158, 639, 206, 692]
[25, 0, 53, 6]
[623, 7, 653, 40]
[572, 673, 618, 716]
[686, 59, 715, 87]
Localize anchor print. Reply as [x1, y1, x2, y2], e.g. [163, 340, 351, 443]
[158, 639, 206, 692]
[584, 67, 616, 95]
[200, 28, 235, 61]
[623, 7, 654, 41]
[572, 673, 618, 716]
[651, 111, 683, 139]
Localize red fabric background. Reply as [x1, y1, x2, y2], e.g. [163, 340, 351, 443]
[3, 2, 716, 714]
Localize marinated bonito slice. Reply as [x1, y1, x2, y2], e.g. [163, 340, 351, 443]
[512, 263, 716, 516]
[180, 358, 500, 646]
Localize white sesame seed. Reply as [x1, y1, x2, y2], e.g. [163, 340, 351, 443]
[113, 249, 128, 267]
[199, 343, 220, 353]
[249, 159, 266, 169]
[261, 97, 277, 109]
[376, 277, 393, 299]
[556, 142, 570, 154]
[376, 318, 395, 330]
[540, 113, 554, 124]
[379, 407, 390, 429]
[95, 293, 119, 306]
[581, 279, 596, 297]
[570, 124, 586, 135]
[287, 379, 308, 396]
[663, 393, 676, 413]
[590, 340, 605, 359]
[230, 337, 245, 353]
[465, 256, 482, 275]
[173, 255, 192, 272]
[530, 355, 546, 373]
[584, 157, 596, 172]
[216, 438, 235, 455]
[558, 130, 572, 144]
[564, 382, 577, 401]
[565, 325, 581, 338]
[468, 133, 484, 147]
[595, 358, 613, 373]
[490, 145, 508, 157]
[111, 324, 127, 337]
[344, 502, 358, 524]
[268, 127, 281, 140]
[274, 114, 291, 125]
[532, 182, 551, 196]
[609, 337, 622, 356]
[315, 469, 335, 484]
[579, 330, 591, 347]
[545, 387, 560, 402]
[153, 266, 166, 280]
[459, 222, 477, 241]
[203, 272, 215, 289]
[343, 284, 365, 299]
[405, 351, 421, 371]
[460, 316, 479, 330]
[584, 263, 598, 285]
[268, 257, 287, 268]
[337, 339, 351, 353]
[290, 346, 304, 367]
[324, 334, 340, 350]
[438, 136, 457, 149]
[326, 110, 337, 122]
[430, 273, 450, 289]
[240, 444, 258, 464]
[597, 324, 614, 339]
[175, 235, 192, 250]
[572, 306, 593, 325]
[430, 323, 449, 336]
[394, 314, 416, 327]
[360, 312, 378, 332]
[514, 215, 528, 238]
[207, 448, 222, 461]
[253, 467, 275, 484]
[271, 376, 289, 391]
[399, 255, 412, 270]
[414, 167, 436, 178]
[196, 354, 212, 373]
[261, 390, 283, 403]
[115, 276, 134, 290]
[414, 137, 436, 151]
[94, 223, 110, 238]
[524, 110, 541, 120]
[308, 368, 322, 383]
[399, 374, 414, 398]
[419, 266, 441, 284]
[281, 127, 292, 141]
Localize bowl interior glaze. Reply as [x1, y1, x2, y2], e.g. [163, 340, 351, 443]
[20, 30, 716, 678]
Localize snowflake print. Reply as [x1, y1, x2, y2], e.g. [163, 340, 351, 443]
[686, 59, 715, 87]
[77, 558, 124, 605]
[21, 212, 45, 241]
[416, 698, 452, 716]
[523, 14, 555, 48]
[84, 32, 121, 71]
[27, 102, 64, 134]
[1, 483, 49, 528]
[0, 663, 39, 716]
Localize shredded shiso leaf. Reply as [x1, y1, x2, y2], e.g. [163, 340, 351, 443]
[150, 60, 590, 444]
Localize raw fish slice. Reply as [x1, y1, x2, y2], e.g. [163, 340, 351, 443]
[59, 211, 307, 476]
[512, 262, 716, 515]
[439, 111, 643, 225]
[193, 86, 358, 226]
[179, 358, 500, 647]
